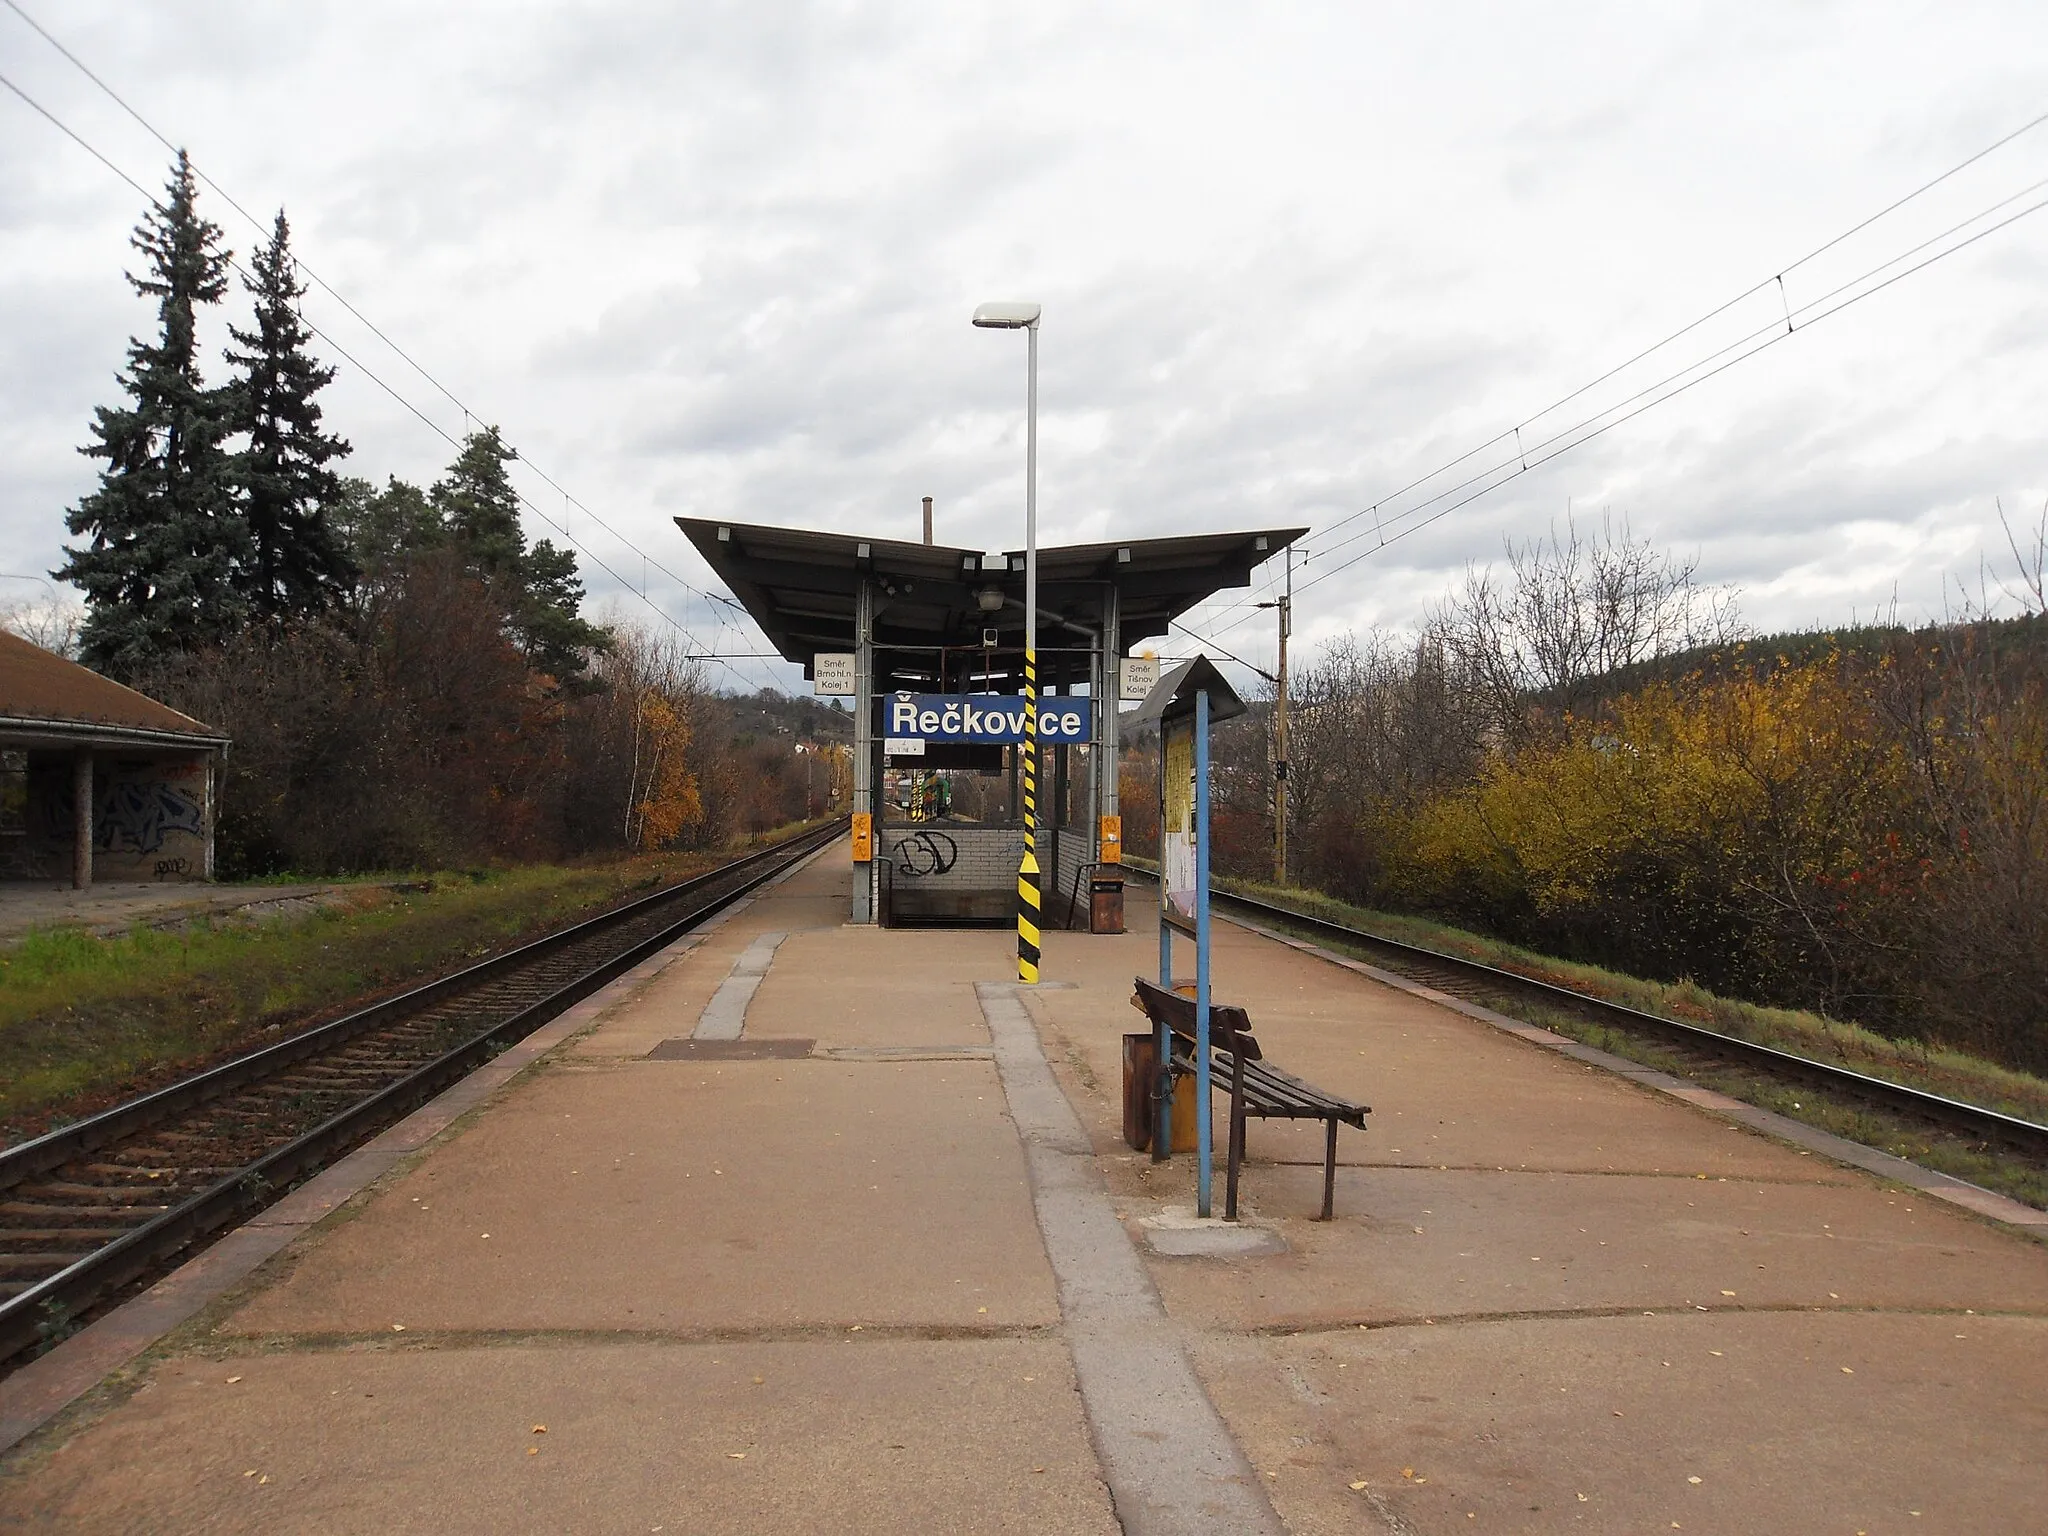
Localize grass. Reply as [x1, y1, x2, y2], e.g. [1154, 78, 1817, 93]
[1141, 866, 2048, 1212]
[0, 822, 829, 1144]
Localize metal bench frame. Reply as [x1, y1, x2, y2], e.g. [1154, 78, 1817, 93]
[1132, 976, 1370, 1221]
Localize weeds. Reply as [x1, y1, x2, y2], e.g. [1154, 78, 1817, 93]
[0, 845, 763, 1139]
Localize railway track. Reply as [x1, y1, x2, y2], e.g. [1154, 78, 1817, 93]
[0, 819, 845, 1371]
[1122, 868, 2048, 1165]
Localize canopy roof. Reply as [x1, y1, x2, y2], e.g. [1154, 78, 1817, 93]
[0, 631, 228, 752]
[676, 518, 1305, 680]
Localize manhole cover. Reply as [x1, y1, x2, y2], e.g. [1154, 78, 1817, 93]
[647, 1038, 816, 1060]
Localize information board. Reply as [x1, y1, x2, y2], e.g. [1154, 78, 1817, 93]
[1160, 714, 1197, 934]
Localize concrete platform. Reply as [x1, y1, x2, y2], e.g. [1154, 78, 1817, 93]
[0, 879, 350, 946]
[3, 845, 2044, 1534]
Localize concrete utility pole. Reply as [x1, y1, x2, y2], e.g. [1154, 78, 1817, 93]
[1272, 549, 1292, 886]
[922, 495, 933, 545]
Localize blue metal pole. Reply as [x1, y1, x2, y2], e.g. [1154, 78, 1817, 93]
[1194, 688, 1213, 1218]
[1155, 730, 1173, 1163]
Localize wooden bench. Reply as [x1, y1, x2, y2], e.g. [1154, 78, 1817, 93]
[1131, 976, 1369, 1221]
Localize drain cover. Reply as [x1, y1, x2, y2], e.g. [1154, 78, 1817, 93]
[647, 1038, 816, 1060]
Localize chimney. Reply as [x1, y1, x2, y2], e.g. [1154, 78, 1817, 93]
[921, 495, 934, 545]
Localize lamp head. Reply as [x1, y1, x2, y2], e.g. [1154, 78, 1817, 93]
[972, 301, 1041, 329]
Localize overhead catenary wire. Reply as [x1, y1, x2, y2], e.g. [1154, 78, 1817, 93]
[1172, 166, 2048, 650]
[0, 62, 774, 688]
[1292, 184, 2048, 597]
[1302, 105, 2048, 558]
[0, 3, 758, 644]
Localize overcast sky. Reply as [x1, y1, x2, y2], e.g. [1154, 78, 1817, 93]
[5, 0, 2047, 689]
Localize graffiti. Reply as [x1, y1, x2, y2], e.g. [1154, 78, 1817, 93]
[0, 840, 53, 880]
[153, 856, 191, 879]
[893, 828, 958, 878]
[97, 781, 203, 855]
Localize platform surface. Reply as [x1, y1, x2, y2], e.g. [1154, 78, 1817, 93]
[2, 845, 2044, 1534]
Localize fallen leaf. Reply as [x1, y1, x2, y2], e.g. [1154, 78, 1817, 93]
[1402, 1467, 1415, 1479]
[527, 1447, 538, 1456]
[225, 1376, 242, 1384]
[258, 1476, 269, 1485]
[532, 1425, 547, 1434]
[1720, 1290, 1736, 1297]
[1841, 1366, 1854, 1375]
[391, 1324, 406, 1332]
[1350, 1480, 1369, 1491]
[728, 1452, 747, 1460]
[1688, 1476, 1702, 1485]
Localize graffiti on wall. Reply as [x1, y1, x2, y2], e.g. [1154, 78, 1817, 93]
[97, 780, 204, 855]
[892, 828, 959, 878]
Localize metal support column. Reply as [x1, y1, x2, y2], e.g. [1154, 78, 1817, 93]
[1195, 687, 1214, 1218]
[851, 578, 876, 924]
[1099, 584, 1120, 826]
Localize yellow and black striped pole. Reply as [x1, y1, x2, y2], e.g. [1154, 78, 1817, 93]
[1017, 647, 1041, 982]
[971, 298, 1044, 986]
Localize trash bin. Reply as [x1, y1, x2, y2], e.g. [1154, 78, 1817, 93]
[1089, 873, 1125, 934]
[1121, 1032, 1200, 1153]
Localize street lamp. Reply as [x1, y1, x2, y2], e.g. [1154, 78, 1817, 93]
[973, 300, 1042, 984]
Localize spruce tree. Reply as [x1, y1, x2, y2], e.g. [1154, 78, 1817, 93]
[432, 426, 527, 582]
[224, 210, 356, 618]
[57, 150, 246, 676]
[432, 426, 610, 688]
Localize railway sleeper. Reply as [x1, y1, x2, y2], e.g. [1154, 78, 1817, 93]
[8, 1181, 180, 1207]
[0, 1253, 84, 1282]
[0, 1201, 171, 1224]
[1, 1227, 129, 1250]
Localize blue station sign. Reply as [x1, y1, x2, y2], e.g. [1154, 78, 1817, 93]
[885, 691, 1092, 744]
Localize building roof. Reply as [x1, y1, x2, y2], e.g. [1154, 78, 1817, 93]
[0, 631, 229, 752]
[676, 518, 1305, 683]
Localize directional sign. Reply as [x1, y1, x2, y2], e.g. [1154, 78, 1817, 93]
[813, 653, 856, 696]
[1119, 656, 1160, 701]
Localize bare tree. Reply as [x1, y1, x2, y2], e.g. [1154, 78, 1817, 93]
[1995, 495, 2048, 615]
[1431, 514, 1742, 736]
[0, 591, 87, 658]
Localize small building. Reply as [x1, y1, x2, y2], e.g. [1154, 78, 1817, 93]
[0, 631, 229, 888]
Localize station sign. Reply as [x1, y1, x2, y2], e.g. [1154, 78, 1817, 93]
[884, 691, 1092, 744]
[813, 653, 856, 696]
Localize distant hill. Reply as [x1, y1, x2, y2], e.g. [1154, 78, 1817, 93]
[718, 687, 854, 746]
[1578, 610, 2047, 704]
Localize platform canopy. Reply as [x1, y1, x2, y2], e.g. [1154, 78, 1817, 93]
[675, 517, 1306, 682]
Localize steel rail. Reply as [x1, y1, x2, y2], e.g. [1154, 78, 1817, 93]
[1122, 867, 2048, 1160]
[0, 819, 845, 1367]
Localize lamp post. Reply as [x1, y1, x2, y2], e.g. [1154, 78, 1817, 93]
[973, 300, 1042, 984]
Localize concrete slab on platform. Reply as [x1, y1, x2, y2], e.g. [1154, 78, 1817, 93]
[6, 1337, 1116, 1536]
[224, 1052, 1055, 1338]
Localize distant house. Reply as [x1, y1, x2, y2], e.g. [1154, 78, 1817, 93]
[0, 632, 229, 888]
